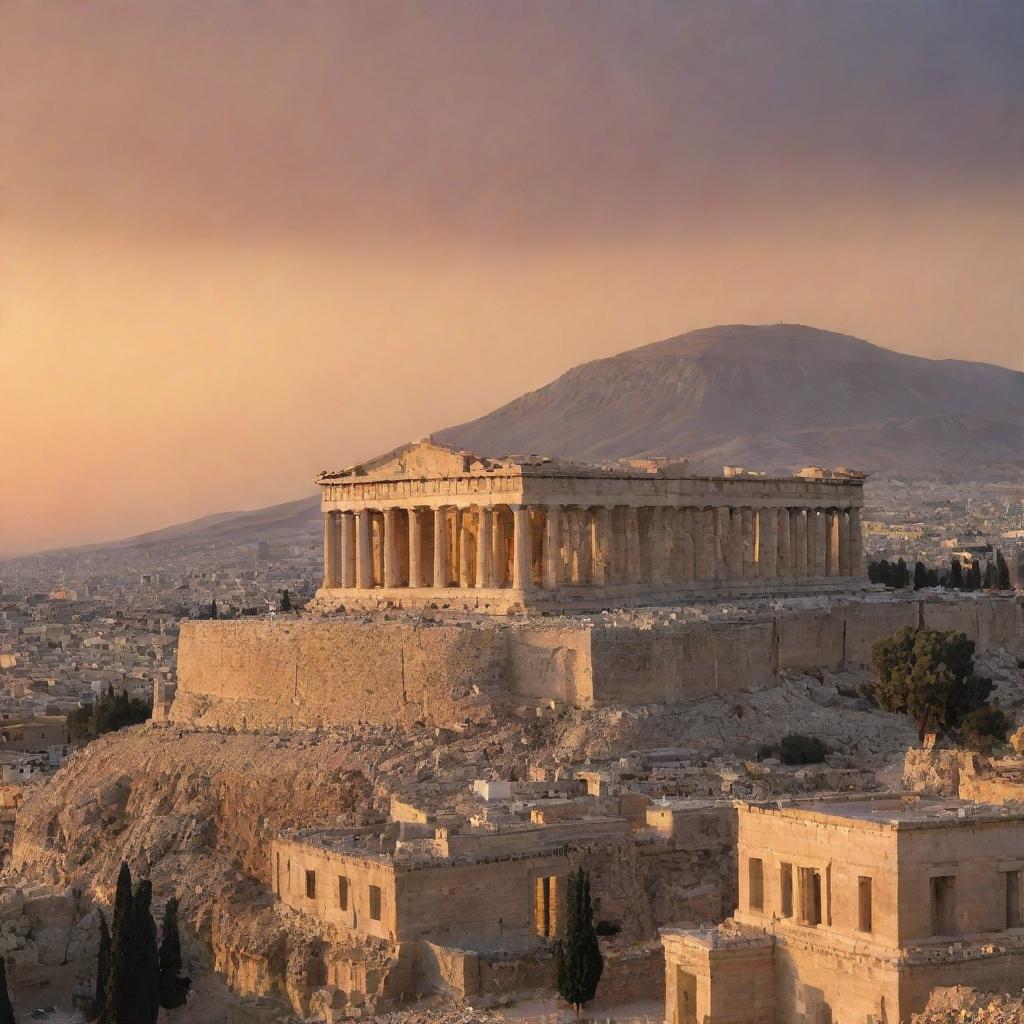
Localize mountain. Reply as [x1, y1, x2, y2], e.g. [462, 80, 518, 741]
[46, 324, 1019, 556]
[55, 495, 321, 555]
[434, 324, 1023, 477]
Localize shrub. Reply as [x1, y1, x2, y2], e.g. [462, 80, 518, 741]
[778, 734, 830, 765]
[962, 705, 1010, 753]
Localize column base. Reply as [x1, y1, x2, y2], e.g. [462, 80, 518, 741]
[309, 577, 872, 615]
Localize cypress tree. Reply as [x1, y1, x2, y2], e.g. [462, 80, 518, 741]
[107, 862, 134, 1024]
[159, 897, 191, 1009]
[983, 561, 996, 589]
[895, 558, 908, 588]
[996, 550, 1012, 590]
[555, 868, 603, 1020]
[968, 560, 982, 592]
[131, 880, 161, 1024]
[877, 559, 891, 587]
[279, 589, 292, 612]
[0, 957, 15, 1024]
[209, 599, 218, 620]
[913, 561, 928, 590]
[95, 909, 111, 1022]
[948, 560, 964, 590]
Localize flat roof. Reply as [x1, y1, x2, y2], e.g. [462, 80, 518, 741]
[744, 794, 1024, 830]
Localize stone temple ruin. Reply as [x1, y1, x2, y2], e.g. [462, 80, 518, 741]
[313, 441, 867, 613]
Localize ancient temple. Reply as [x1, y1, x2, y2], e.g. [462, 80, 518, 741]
[313, 441, 866, 613]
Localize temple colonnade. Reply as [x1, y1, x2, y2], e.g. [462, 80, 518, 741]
[322, 504, 864, 591]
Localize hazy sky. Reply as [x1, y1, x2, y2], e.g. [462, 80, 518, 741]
[2, 1, 1022, 555]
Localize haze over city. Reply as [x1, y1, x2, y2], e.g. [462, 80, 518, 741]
[2, 0, 1021, 554]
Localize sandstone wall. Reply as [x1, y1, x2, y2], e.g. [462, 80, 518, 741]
[172, 620, 510, 729]
[170, 597, 1022, 726]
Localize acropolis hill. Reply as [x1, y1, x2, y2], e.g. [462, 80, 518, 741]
[158, 441, 1020, 733]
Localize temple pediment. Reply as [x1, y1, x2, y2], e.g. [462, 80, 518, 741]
[318, 440, 494, 482]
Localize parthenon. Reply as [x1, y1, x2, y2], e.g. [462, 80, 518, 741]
[313, 441, 866, 612]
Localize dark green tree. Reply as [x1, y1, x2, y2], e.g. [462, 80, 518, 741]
[131, 880, 161, 1024]
[913, 561, 928, 590]
[948, 560, 964, 589]
[877, 559, 891, 587]
[158, 897, 191, 1009]
[896, 557, 909, 588]
[871, 626, 993, 741]
[95, 909, 111, 1021]
[209, 599, 218, 620]
[962, 704, 1010, 754]
[996, 550, 1012, 590]
[927, 568, 940, 588]
[867, 561, 880, 584]
[967, 560, 982, 592]
[107, 862, 134, 1024]
[279, 589, 292, 612]
[983, 561, 996, 589]
[0, 956, 15, 1024]
[555, 868, 603, 1020]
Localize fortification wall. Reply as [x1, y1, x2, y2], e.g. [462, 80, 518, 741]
[171, 619, 511, 729]
[170, 597, 1022, 727]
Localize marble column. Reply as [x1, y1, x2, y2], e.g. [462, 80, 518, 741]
[714, 507, 731, 581]
[794, 510, 808, 578]
[383, 508, 400, 587]
[625, 507, 642, 583]
[432, 507, 448, 588]
[648, 507, 665, 584]
[476, 507, 493, 588]
[728, 508, 744, 579]
[849, 508, 864, 578]
[679, 507, 696, 581]
[592, 507, 611, 586]
[543, 506, 561, 590]
[458, 511, 474, 588]
[826, 511, 840, 576]
[777, 508, 792, 577]
[696, 508, 715, 581]
[492, 510, 507, 587]
[758, 508, 777, 579]
[813, 511, 827, 577]
[323, 512, 340, 588]
[838, 510, 851, 576]
[741, 508, 756, 579]
[579, 508, 594, 585]
[407, 509, 423, 588]
[356, 509, 373, 589]
[512, 505, 533, 591]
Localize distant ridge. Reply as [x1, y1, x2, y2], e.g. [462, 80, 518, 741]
[44, 324, 1021, 555]
[434, 324, 1023, 476]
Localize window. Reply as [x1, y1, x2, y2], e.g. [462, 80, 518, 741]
[930, 875, 956, 936]
[748, 857, 764, 912]
[780, 863, 793, 918]
[858, 877, 873, 933]
[798, 867, 822, 926]
[368, 884, 382, 921]
[1006, 871, 1021, 929]
[338, 875, 349, 911]
[305, 870, 316, 900]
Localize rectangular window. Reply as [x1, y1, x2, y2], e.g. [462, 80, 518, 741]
[305, 869, 316, 900]
[930, 875, 956, 936]
[780, 863, 793, 918]
[338, 875, 349, 911]
[798, 867, 822, 926]
[858, 876, 873, 933]
[369, 884, 382, 921]
[748, 857, 764, 912]
[1006, 871, 1021, 929]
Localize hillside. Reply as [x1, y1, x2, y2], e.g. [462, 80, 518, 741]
[435, 324, 1022, 477]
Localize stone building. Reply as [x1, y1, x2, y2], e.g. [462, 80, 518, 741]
[662, 795, 1024, 1024]
[314, 442, 866, 612]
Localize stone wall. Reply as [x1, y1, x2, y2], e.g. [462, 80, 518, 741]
[169, 596, 1022, 727]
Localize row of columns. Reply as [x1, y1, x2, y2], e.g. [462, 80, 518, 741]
[323, 505, 864, 591]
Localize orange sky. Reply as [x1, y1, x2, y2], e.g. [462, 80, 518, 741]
[1, 1, 1021, 555]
